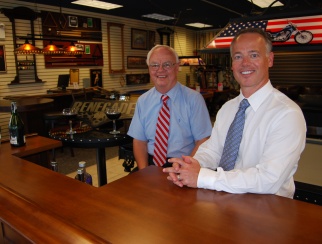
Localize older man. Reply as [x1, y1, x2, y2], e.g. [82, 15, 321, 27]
[128, 45, 212, 169]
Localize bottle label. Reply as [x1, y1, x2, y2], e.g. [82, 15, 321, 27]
[9, 102, 25, 147]
[9, 129, 26, 146]
[10, 135, 18, 144]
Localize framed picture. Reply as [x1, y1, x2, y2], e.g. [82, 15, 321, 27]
[126, 73, 150, 85]
[0, 45, 6, 72]
[147, 31, 156, 50]
[90, 69, 102, 87]
[69, 69, 79, 85]
[127, 56, 147, 69]
[75, 44, 84, 51]
[85, 45, 91, 54]
[87, 18, 93, 28]
[68, 16, 78, 27]
[131, 28, 147, 50]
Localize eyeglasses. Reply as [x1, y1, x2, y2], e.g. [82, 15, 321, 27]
[149, 62, 177, 71]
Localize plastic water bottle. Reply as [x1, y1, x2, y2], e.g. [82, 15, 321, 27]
[50, 161, 58, 172]
[74, 161, 93, 185]
[76, 168, 85, 182]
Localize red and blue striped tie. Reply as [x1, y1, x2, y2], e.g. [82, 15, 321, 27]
[153, 95, 170, 167]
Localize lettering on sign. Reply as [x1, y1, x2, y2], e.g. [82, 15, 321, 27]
[71, 100, 136, 117]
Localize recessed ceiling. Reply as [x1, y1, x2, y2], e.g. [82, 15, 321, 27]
[19, 0, 322, 30]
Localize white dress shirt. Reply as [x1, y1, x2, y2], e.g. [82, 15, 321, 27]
[194, 81, 306, 198]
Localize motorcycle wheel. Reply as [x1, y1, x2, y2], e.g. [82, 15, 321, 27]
[295, 31, 313, 44]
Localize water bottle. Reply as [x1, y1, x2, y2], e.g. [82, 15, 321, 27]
[8, 101, 26, 147]
[74, 161, 93, 185]
[76, 168, 85, 182]
[50, 161, 58, 172]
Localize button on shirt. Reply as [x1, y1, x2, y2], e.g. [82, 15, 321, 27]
[194, 81, 306, 198]
[128, 82, 212, 158]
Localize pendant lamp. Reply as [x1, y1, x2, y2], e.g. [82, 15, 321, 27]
[64, 42, 83, 55]
[42, 41, 63, 54]
[14, 39, 42, 54]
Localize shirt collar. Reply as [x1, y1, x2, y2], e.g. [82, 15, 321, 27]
[238, 80, 274, 111]
[154, 82, 180, 101]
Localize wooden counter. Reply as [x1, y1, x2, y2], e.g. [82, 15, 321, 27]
[1, 136, 322, 243]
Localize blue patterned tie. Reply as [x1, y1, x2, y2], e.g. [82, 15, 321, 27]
[219, 99, 250, 171]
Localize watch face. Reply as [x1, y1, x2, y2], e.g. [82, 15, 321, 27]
[68, 16, 78, 27]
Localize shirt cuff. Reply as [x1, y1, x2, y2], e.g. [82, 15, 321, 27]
[197, 167, 218, 190]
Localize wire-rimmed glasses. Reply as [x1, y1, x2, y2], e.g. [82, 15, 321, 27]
[149, 62, 177, 71]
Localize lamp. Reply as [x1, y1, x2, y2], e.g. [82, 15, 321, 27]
[14, 39, 42, 54]
[42, 41, 63, 54]
[64, 42, 83, 55]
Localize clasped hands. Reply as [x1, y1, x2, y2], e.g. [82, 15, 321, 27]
[163, 155, 200, 188]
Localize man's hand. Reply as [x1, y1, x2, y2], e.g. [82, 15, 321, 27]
[163, 156, 201, 188]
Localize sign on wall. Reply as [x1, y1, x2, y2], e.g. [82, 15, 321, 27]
[206, 15, 322, 49]
[71, 100, 136, 117]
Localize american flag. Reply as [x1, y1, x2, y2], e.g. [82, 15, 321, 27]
[206, 15, 322, 49]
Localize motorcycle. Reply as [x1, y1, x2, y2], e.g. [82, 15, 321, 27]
[266, 21, 313, 44]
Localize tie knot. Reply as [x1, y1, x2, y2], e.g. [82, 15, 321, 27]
[239, 99, 250, 110]
[161, 95, 169, 103]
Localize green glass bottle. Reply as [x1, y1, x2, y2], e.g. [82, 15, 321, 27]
[9, 101, 26, 147]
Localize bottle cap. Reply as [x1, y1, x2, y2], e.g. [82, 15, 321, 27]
[79, 161, 86, 167]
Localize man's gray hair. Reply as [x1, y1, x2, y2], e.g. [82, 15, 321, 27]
[146, 45, 179, 65]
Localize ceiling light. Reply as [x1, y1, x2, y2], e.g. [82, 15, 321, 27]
[185, 23, 213, 28]
[142, 13, 175, 21]
[248, 0, 283, 8]
[72, 0, 123, 10]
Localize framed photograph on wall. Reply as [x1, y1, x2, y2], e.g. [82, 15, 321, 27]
[68, 16, 78, 27]
[127, 56, 147, 69]
[131, 28, 147, 50]
[126, 73, 150, 85]
[75, 44, 84, 51]
[0, 45, 6, 72]
[69, 69, 79, 86]
[90, 69, 102, 87]
[85, 45, 91, 54]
